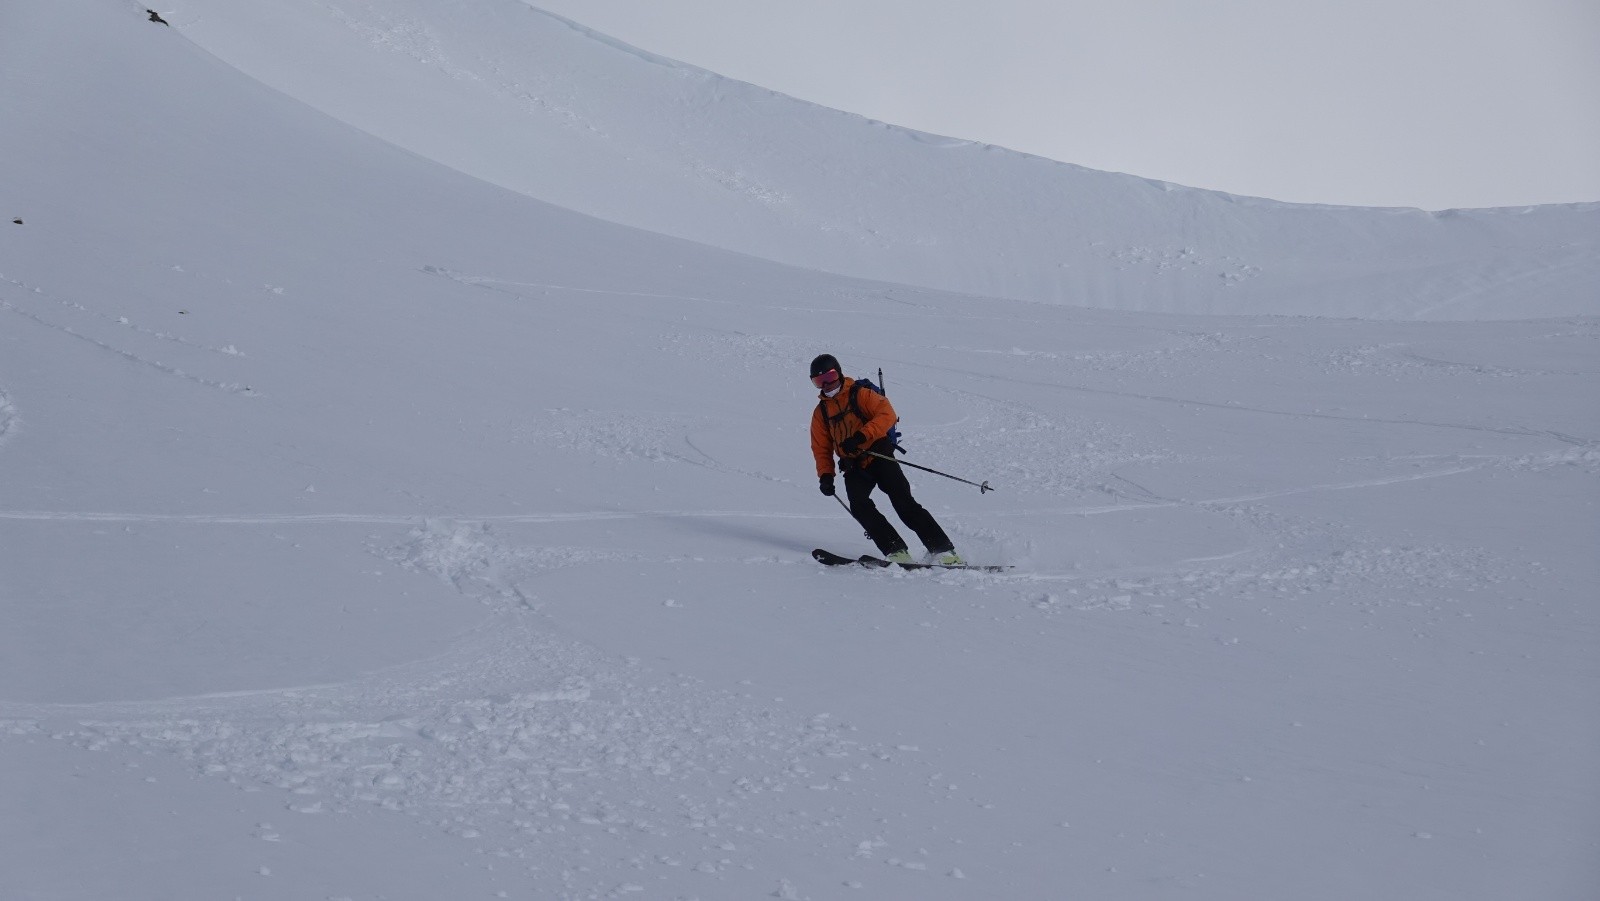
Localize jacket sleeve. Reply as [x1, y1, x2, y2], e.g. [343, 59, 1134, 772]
[810, 407, 835, 477]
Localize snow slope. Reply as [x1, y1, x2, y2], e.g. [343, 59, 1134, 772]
[2, 1, 1597, 899]
[161, 0, 1600, 320]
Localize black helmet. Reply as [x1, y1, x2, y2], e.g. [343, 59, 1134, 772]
[809, 353, 841, 379]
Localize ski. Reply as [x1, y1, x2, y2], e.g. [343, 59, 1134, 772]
[812, 548, 861, 566]
[812, 548, 1008, 572]
[857, 554, 1010, 573]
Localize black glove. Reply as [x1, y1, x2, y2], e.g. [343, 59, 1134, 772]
[840, 432, 866, 455]
[819, 475, 835, 496]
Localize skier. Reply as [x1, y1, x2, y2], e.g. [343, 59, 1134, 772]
[809, 353, 963, 565]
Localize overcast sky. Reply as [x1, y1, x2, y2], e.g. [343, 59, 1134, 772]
[531, 0, 1600, 210]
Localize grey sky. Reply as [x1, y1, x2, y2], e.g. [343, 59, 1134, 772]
[531, 0, 1600, 209]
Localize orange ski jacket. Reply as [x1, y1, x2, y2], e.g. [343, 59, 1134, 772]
[811, 377, 899, 476]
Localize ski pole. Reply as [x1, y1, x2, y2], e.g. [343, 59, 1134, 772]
[866, 451, 994, 493]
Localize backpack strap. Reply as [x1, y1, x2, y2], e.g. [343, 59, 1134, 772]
[846, 382, 868, 424]
[817, 382, 865, 428]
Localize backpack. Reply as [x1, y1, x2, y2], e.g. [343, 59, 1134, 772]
[819, 372, 904, 454]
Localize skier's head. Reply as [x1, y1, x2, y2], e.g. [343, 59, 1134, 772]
[809, 354, 843, 396]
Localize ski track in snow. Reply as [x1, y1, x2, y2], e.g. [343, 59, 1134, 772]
[1, 271, 250, 360]
[3, 443, 1591, 527]
[1317, 342, 1597, 380]
[421, 265, 728, 307]
[0, 275, 256, 396]
[962, 365, 1593, 445]
[0, 386, 15, 450]
[1021, 501, 1508, 628]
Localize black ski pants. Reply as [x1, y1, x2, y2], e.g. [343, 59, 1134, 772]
[843, 451, 953, 557]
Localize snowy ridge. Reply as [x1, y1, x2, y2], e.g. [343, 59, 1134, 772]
[166, 0, 1600, 319]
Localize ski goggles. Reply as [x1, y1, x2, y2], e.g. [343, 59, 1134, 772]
[810, 368, 841, 389]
